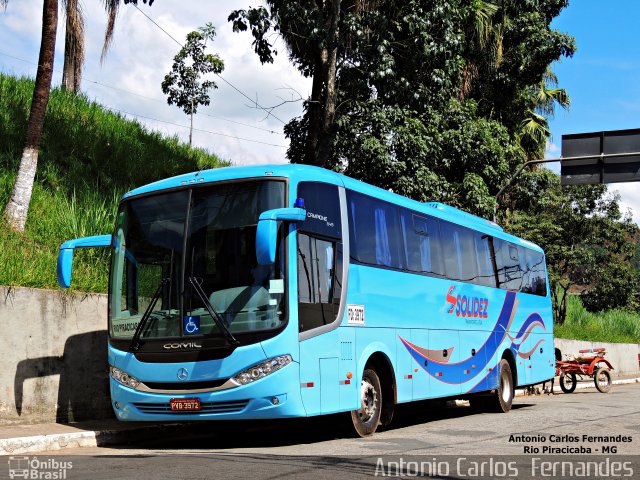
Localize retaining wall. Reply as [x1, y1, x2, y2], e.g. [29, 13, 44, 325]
[555, 338, 640, 375]
[0, 286, 112, 425]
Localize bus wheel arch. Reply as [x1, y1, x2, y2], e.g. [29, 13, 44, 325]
[365, 351, 396, 426]
[501, 349, 518, 388]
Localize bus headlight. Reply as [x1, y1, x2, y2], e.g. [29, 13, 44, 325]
[232, 355, 292, 386]
[110, 366, 141, 390]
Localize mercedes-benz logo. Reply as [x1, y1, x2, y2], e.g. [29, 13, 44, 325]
[177, 368, 189, 382]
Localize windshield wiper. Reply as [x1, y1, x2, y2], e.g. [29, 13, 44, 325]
[129, 278, 169, 352]
[188, 276, 239, 346]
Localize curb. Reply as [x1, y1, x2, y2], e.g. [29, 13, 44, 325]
[0, 423, 190, 456]
[514, 376, 640, 397]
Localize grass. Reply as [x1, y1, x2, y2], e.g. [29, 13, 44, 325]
[556, 294, 640, 344]
[0, 73, 227, 292]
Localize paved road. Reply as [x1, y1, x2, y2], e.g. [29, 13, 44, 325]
[10, 384, 640, 479]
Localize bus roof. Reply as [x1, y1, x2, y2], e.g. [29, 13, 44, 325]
[123, 164, 543, 253]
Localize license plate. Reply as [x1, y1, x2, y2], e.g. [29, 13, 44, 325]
[169, 398, 201, 411]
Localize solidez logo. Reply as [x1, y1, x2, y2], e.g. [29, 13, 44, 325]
[163, 342, 202, 350]
[446, 285, 489, 319]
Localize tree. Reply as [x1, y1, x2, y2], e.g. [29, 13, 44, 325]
[161, 24, 224, 146]
[3, 0, 58, 232]
[230, 0, 344, 167]
[61, 0, 84, 92]
[231, 1, 574, 219]
[517, 68, 570, 160]
[504, 170, 639, 324]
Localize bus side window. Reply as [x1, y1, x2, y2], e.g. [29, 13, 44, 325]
[440, 221, 479, 283]
[399, 211, 444, 276]
[347, 191, 403, 269]
[474, 234, 497, 287]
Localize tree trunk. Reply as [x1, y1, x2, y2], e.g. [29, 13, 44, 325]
[316, 0, 340, 169]
[61, 0, 83, 92]
[303, 54, 325, 166]
[305, 0, 341, 168]
[3, 0, 58, 232]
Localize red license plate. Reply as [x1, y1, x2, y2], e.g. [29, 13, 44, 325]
[169, 398, 201, 411]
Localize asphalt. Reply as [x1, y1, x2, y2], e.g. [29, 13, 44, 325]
[1, 375, 639, 455]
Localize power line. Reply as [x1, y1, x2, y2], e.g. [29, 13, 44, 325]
[113, 108, 286, 148]
[0, 50, 283, 135]
[131, 3, 287, 125]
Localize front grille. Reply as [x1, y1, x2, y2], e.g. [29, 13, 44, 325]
[133, 399, 250, 415]
[142, 379, 228, 390]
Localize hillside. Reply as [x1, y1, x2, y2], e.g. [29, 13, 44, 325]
[0, 73, 225, 292]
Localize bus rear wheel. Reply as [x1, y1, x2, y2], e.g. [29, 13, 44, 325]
[472, 359, 514, 413]
[351, 368, 382, 437]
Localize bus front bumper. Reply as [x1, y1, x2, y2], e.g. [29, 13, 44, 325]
[110, 363, 305, 421]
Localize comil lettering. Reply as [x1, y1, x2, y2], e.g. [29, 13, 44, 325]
[163, 342, 203, 350]
[446, 285, 489, 319]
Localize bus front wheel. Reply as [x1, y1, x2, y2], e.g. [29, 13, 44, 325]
[351, 368, 382, 437]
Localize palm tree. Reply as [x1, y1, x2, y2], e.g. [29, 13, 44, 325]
[459, 0, 501, 100]
[61, 0, 128, 93]
[3, 0, 58, 232]
[61, 0, 84, 92]
[518, 68, 570, 160]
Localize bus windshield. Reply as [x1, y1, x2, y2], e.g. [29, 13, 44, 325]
[108, 180, 286, 348]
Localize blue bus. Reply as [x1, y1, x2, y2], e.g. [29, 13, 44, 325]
[58, 164, 554, 436]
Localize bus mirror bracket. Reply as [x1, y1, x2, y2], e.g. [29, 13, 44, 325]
[256, 208, 306, 265]
[57, 234, 112, 288]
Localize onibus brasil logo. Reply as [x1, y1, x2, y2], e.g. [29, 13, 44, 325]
[8, 457, 73, 479]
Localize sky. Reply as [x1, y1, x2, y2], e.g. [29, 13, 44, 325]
[548, 0, 640, 225]
[0, 0, 638, 225]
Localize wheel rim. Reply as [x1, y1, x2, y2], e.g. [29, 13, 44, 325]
[501, 371, 511, 403]
[358, 378, 378, 423]
[597, 371, 608, 387]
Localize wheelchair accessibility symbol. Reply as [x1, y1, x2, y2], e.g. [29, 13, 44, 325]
[183, 316, 201, 335]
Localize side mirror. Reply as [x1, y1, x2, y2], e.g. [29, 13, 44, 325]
[256, 208, 306, 265]
[57, 234, 112, 288]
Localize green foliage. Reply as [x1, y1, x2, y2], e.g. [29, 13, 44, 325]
[328, 99, 523, 218]
[505, 169, 639, 324]
[0, 73, 225, 291]
[556, 295, 640, 344]
[161, 24, 224, 116]
[233, 1, 573, 217]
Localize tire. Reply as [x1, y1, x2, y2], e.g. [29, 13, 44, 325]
[351, 368, 382, 437]
[494, 359, 514, 412]
[471, 359, 514, 413]
[559, 372, 577, 393]
[594, 368, 612, 393]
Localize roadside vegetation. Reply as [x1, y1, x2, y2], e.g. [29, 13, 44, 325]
[0, 74, 225, 291]
[555, 295, 640, 344]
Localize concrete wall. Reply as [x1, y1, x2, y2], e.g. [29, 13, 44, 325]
[555, 338, 640, 375]
[0, 286, 112, 425]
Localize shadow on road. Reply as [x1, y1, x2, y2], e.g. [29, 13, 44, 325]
[118, 398, 536, 451]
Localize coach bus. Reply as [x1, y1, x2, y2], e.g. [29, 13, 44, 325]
[57, 164, 554, 436]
